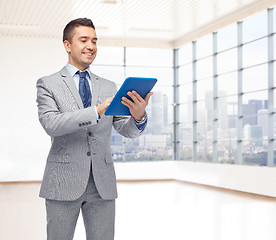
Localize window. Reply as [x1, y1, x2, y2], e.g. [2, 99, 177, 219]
[113, 48, 173, 162]
[243, 11, 267, 43]
[217, 23, 237, 52]
[177, 8, 274, 166]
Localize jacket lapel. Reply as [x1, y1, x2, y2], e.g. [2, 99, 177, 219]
[60, 67, 84, 109]
[90, 71, 100, 106]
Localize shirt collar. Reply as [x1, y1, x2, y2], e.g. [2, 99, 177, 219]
[65, 63, 91, 79]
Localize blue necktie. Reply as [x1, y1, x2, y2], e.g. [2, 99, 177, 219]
[78, 71, 91, 108]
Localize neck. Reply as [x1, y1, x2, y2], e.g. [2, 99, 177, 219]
[68, 61, 88, 72]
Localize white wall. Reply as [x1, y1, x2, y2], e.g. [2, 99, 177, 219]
[115, 161, 276, 197]
[0, 37, 67, 181]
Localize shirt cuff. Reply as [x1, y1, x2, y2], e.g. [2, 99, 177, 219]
[134, 113, 147, 130]
[94, 106, 101, 121]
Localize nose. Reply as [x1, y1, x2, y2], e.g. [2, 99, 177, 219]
[86, 41, 94, 50]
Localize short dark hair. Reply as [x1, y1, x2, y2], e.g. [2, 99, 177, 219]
[63, 18, 95, 43]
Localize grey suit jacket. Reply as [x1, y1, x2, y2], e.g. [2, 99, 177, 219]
[36, 67, 145, 201]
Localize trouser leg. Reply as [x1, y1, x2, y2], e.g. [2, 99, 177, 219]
[45, 198, 82, 240]
[81, 173, 116, 240]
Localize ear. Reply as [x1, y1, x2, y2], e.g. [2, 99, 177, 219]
[64, 40, 71, 53]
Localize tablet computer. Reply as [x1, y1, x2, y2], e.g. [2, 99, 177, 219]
[105, 77, 157, 116]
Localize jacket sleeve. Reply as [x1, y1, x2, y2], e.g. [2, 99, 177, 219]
[112, 115, 147, 139]
[36, 77, 98, 137]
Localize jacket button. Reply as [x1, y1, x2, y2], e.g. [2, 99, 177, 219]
[87, 152, 91, 156]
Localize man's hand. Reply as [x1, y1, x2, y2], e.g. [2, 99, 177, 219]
[121, 91, 153, 121]
[96, 96, 114, 116]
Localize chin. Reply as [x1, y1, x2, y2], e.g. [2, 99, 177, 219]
[85, 58, 95, 65]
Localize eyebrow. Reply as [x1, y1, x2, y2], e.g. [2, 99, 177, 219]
[79, 36, 98, 41]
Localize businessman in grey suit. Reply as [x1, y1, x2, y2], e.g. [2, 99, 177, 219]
[36, 18, 153, 240]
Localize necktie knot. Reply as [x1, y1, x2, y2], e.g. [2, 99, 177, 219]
[78, 71, 87, 79]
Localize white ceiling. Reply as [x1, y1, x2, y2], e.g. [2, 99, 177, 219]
[0, 0, 276, 48]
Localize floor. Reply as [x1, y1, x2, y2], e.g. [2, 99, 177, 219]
[74, 180, 276, 240]
[1, 180, 276, 240]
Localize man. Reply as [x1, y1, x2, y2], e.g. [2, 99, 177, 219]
[36, 18, 152, 240]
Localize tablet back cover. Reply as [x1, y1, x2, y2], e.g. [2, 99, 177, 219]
[105, 77, 157, 116]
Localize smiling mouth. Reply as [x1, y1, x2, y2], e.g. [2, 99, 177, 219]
[83, 52, 94, 56]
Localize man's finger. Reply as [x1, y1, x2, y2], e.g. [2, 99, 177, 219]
[121, 99, 132, 109]
[122, 97, 134, 108]
[144, 92, 153, 104]
[127, 91, 139, 103]
[130, 91, 144, 102]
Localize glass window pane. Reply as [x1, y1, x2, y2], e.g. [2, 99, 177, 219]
[243, 64, 268, 93]
[274, 89, 276, 110]
[242, 140, 267, 166]
[225, 96, 238, 117]
[180, 123, 193, 145]
[197, 56, 213, 80]
[218, 72, 237, 96]
[243, 11, 267, 43]
[242, 108, 268, 131]
[274, 35, 276, 60]
[123, 136, 173, 161]
[147, 86, 173, 127]
[217, 97, 229, 126]
[197, 78, 213, 101]
[179, 103, 193, 123]
[126, 67, 173, 88]
[274, 62, 276, 85]
[179, 63, 193, 84]
[92, 66, 124, 85]
[119, 93, 173, 162]
[202, 91, 214, 122]
[168, 105, 174, 125]
[242, 93, 268, 151]
[197, 122, 213, 162]
[217, 48, 237, 74]
[126, 48, 173, 67]
[274, 8, 276, 32]
[218, 117, 237, 140]
[198, 119, 213, 135]
[147, 90, 171, 133]
[274, 137, 276, 166]
[243, 38, 268, 68]
[197, 100, 207, 122]
[196, 34, 213, 59]
[179, 83, 193, 104]
[217, 23, 237, 51]
[93, 46, 124, 65]
[242, 95, 268, 114]
[272, 113, 276, 139]
[217, 141, 237, 164]
[179, 43, 193, 65]
[242, 115, 259, 129]
[180, 145, 193, 161]
[257, 110, 269, 138]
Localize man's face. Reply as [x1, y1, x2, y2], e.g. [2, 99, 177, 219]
[64, 25, 97, 71]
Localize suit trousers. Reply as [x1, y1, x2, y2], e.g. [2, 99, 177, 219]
[45, 171, 115, 240]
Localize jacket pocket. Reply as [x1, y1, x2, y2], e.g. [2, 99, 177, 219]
[105, 153, 113, 164]
[47, 153, 70, 164]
